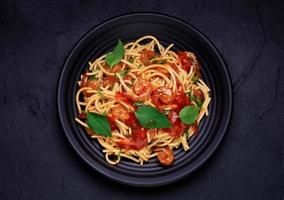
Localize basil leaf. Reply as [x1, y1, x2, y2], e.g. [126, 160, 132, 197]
[196, 98, 203, 107]
[135, 106, 172, 128]
[106, 40, 125, 68]
[87, 112, 111, 137]
[179, 105, 200, 125]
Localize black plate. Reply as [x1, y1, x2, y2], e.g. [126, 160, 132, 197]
[57, 13, 232, 187]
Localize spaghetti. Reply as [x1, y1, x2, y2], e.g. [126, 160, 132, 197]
[75, 35, 211, 166]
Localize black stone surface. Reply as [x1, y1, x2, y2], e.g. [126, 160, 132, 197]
[0, 0, 284, 199]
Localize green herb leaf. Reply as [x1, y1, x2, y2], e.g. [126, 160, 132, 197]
[179, 105, 200, 125]
[135, 106, 172, 128]
[87, 112, 111, 137]
[183, 131, 189, 137]
[97, 87, 103, 97]
[106, 40, 125, 68]
[117, 69, 129, 77]
[196, 98, 203, 107]
[190, 94, 203, 107]
[192, 75, 199, 83]
[128, 57, 134, 63]
[88, 75, 97, 80]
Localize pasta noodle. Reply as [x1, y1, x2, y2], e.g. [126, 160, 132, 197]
[75, 35, 211, 166]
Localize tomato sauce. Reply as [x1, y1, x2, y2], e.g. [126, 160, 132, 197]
[177, 51, 192, 72]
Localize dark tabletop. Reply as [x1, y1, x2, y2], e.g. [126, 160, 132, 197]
[1, 0, 284, 199]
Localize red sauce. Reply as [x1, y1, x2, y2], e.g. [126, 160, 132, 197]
[140, 50, 155, 65]
[116, 112, 148, 150]
[107, 115, 118, 131]
[194, 89, 205, 101]
[78, 112, 87, 119]
[115, 92, 134, 106]
[177, 51, 192, 72]
[164, 111, 187, 137]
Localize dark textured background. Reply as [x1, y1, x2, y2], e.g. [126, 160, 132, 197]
[1, 0, 284, 199]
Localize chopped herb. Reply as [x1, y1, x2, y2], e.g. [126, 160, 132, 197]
[117, 69, 129, 77]
[184, 131, 189, 137]
[190, 94, 203, 107]
[128, 57, 134, 63]
[88, 75, 97, 80]
[192, 75, 199, 83]
[97, 87, 103, 97]
[196, 98, 203, 107]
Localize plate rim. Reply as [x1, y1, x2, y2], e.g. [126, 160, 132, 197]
[57, 12, 233, 187]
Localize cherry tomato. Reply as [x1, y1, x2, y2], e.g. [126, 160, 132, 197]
[177, 51, 192, 72]
[82, 78, 99, 97]
[103, 76, 116, 88]
[103, 63, 122, 73]
[116, 136, 147, 150]
[169, 120, 186, 137]
[132, 127, 147, 140]
[133, 79, 152, 101]
[111, 104, 130, 121]
[173, 88, 191, 112]
[167, 111, 178, 124]
[151, 91, 162, 109]
[110, 63, 122, 73]
[157, 146, 174, 166]
[140, 50, 155, 65]
[152, 86, 175, 105]
[165, 111, 187, 137]
[116, 111, 148, 150]
[85, 80, 99, 90]
[124, 112, 140, 128]
[116, 126, 147, 150]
